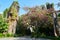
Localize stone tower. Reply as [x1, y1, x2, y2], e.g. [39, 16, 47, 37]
[7, 1, 20, 34]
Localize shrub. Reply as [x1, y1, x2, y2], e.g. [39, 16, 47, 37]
[0, 15, 8, 33]
[16, 6, 54, 37]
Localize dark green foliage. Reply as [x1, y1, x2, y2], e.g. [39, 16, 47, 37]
[16, 4, 55, 37]
[0, 33, 14, 37]
[3, 8, 9, 18]
[16, 16, 26, 35]
[16, 13, 54, 37]
[58, 13, 60, 17]
[5, 33, 14, 37]
[0, 15, 8, 33]
[46, 3, 54, 9]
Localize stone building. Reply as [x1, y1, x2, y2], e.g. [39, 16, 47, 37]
[7, 1, 20, 34]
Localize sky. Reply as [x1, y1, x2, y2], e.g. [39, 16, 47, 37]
[0, 0, 60, 15]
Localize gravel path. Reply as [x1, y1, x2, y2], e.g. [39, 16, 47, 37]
[0, 37, 51, 40]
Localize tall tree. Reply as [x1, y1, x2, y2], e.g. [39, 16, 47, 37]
[46, 3, 60, 37]
[22, 5, 54, 36]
